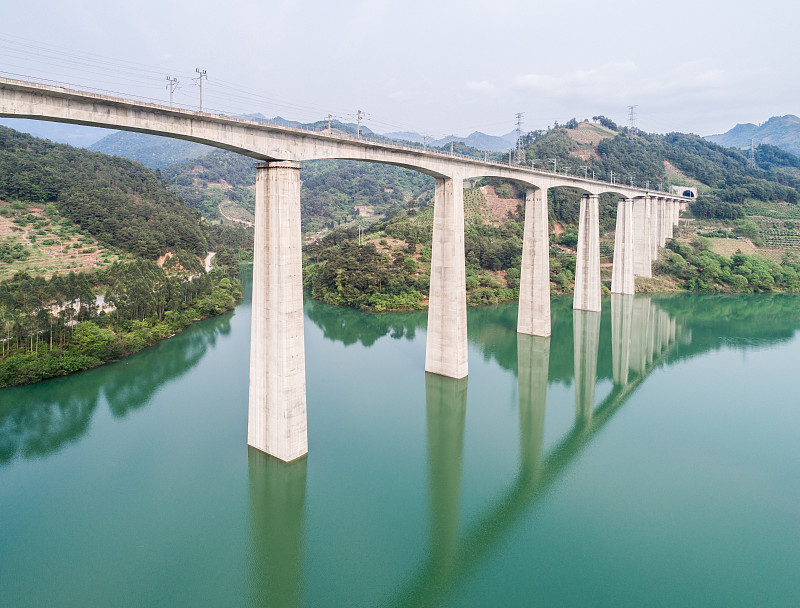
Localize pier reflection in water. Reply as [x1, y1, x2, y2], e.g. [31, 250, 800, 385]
[388, 296, 687, 606]
[248, 448, 307, 608]
[425, 374, 468, 582]
[517, 334, 549, 483]
[573, 310, 600, 425]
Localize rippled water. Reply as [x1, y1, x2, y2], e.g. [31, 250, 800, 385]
[1, 273, 799, 607]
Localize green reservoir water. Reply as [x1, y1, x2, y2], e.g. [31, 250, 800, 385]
[2, 273, 799, 607]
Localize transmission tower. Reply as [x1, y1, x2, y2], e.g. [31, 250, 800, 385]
[627, 104, 638, 136]
[749, 138, 757, 169]
[514, 112, 526, 164]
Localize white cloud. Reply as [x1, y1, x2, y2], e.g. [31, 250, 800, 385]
[514, 61, 638, 96]
[466, 80, 497, 95]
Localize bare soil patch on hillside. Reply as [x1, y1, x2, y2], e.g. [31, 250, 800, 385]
[218, 201, 254, 226]
[663, 161, 704, 189]
[480, 185, 520, 225]
[0, 200, 119, 281]
[568, 122, 615, 146]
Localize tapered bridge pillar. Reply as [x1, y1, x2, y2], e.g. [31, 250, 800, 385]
[518, 188, 551, 335]
[573, 194, 601, 312]
[650, 197, 660, 258]
[426, 176, 468, 378]
[248, 161, 308, 462]
[665, 199, 675, 240]
[633, 197, 652, 278]
[611, 198, 635, 295]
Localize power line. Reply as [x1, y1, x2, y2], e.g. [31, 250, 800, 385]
[0, 31, 531, 147]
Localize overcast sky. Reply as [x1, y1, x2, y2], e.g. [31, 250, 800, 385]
[2, 0, 798, 140]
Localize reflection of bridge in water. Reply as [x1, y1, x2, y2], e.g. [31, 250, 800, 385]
[4, 293, 800, 605]
[247, 295, 690, 607]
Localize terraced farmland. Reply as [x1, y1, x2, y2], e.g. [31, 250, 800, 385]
[759, 227, 800, 249]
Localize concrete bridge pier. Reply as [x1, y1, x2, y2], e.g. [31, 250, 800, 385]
[248, 161, 308, 462]
[665, 200, 675, 240]
[518, 188, 551, 336]
[611, 198, 635, 295]
[657, 198, 667, 247]
[573, 194, 601, 312]
[426, 176, 468, 378]
[650, 198, 660, 259]
[633, 197, 652, 278]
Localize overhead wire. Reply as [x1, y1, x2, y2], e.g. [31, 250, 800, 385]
[0, 30, 519, 140]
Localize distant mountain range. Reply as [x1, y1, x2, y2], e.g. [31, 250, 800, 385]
[383, 130, 518, 152]
[706, 115, 800, 157]
[88, 132, 215, 169]
[0, 118, 112, 147]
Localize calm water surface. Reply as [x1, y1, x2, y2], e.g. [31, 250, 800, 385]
[1, 273, 799, 607]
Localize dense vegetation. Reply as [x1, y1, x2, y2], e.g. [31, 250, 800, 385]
[657, 238, 800, 293]
[303, 203, 583, 312]
[0, 126, 208, 258]
[161, 148, 435, 231]
[160, 149, 257, 220]
[0, 126, 246, 387]
[301, 121, 800, 311]
[0, 263, 241, 388]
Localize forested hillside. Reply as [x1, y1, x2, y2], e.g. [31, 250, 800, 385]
[160, 150, 435, 231]
[0, 126, 208, 258]
[302, 120, 800, 312]
[0, 126, 246, 387]
[522, 121, 799, 218]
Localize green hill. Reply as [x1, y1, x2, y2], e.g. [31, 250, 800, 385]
[525, 121, 800, 222]
[0, 126, 209, 259]
[160, 149, 435, 232]
[0, 126, 245, 388]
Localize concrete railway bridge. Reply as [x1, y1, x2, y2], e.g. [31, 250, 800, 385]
[0, 77, 693, 462]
